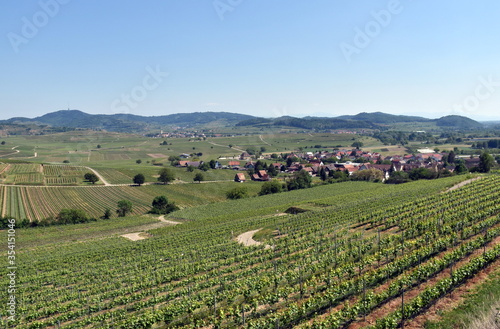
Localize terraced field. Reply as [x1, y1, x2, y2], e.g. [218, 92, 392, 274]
[3, 175, 500, 328]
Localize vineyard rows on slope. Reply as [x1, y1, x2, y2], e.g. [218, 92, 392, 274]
[2, 175, 500, 328]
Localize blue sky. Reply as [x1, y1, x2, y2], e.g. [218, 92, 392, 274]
[1, 1, 500, 121]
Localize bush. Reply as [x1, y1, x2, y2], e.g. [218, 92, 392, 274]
[149, 196, 179, 214]
[226, 186, 248, 200]
[259, 180, 284, 196]
[57, 209, 89, 224]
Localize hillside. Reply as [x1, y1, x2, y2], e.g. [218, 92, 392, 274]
[1, 110, 484, 132]
[337, 111, 432, 124]
[2, 110, 257, 132]
[435, 115, 484, 129]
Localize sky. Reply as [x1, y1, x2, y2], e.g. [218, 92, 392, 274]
[1, 1, 500, 121]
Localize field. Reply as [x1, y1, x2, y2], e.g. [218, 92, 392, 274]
[2, 175, 500, 328]
[0, 182, 263, 221]
[0, 130, 498, 328]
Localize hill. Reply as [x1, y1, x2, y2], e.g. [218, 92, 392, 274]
[2, 110, 256, 132]
[435, 115, 484, 129]
[236, 115, 378, 130]
[1, 110, 484, 132]
[337, 111, 432, 124]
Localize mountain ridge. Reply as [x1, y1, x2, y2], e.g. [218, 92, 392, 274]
[0, 109, 484, 131]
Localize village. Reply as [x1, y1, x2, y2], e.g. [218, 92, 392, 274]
[173, 147, 483, 183]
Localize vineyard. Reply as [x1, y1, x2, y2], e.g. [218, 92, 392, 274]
[0, 164, 91, 186]
[0, 186, 152, 221]
[2, 175, 500, 328]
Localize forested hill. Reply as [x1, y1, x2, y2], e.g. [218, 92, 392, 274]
[1, 110, 484, 132]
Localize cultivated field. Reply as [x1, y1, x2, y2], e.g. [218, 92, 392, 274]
[2, 175, 500, 328]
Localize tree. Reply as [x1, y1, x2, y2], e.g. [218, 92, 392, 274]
[1, 141, 5, 145]
[287, 169, 312, 191]
[479, 152, 495, 173]
[259, 180, 284, 196]
[133, 173, 145, 186]
[198, 162, 210, 171]
[84, 172, 99, 184]
[102, 208, 112, 219]
[57, 209, 89, 224]
[97, 144, 101, 149]
[455, 160, 468, 174]
[351, 141, 364, 149]
[386, 171, 410, 184]
[150, 195, 178, 214]
[136, 159, 142, 164]
[209, 159, 217, 169]
[447, 151, 456, 164]
[226, 186, 248, 200]
[116, 200, 133, 217]
[158, 168, 175, 184]
[319, 167, 328, 181]
[351, 168, 384, 182]
[194, 172, 204, 183]
[267, 164, 278, 177]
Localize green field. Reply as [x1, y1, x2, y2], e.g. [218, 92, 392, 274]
[2, 175, 500, 328]
[0, 130, 498, 328]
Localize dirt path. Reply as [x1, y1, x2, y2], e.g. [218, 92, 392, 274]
[82, 166, 111, 186]
[444, 176, 482, 193]
[0, 146, 20, 157]
[259, 135, 272, 146]
[236, 229, 263, 247]
[158, 215, 182, 225]
[120, 216, 181, 241]
[121, 232, 151, 241]
[208, 141, 245, 153]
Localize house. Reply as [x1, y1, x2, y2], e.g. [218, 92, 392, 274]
[228, 161, 241, 168]
[302, 167, 315, 176]
[240, 152, 251, 160]
[251, 170, 270, 181]
[244, 161, 255, 169]
[235, 173, 246, 182]
[179, 154, 190, 159]
[178, 161, 189, 167]
[186, 161, 201, 168]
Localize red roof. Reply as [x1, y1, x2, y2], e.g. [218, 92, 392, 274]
[228, 161, 240, 166]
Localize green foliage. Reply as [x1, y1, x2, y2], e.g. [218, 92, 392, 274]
[150, 195, 178, 214]
[259, 180, 284, 196]
[198, 162, 210, 171]
[84, 172, 99, 184]
[116, 200, 133, 217]
[136, 159, 142, 164]
[226, 186, 248, 200]
[57, 208, 90, 224]
[386, 171, 410, 184]
[479, 152, 495, 173]
[158, 167, 175, 184]
[409, 167, 437, 180]
[102, 208, 112, 219]
[351, 168, 384, 182]
[351, 141, 364, 149]
[193, 172, 204, 183]
[287, 169, 312, 190]
[133, 173, 145, 186]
